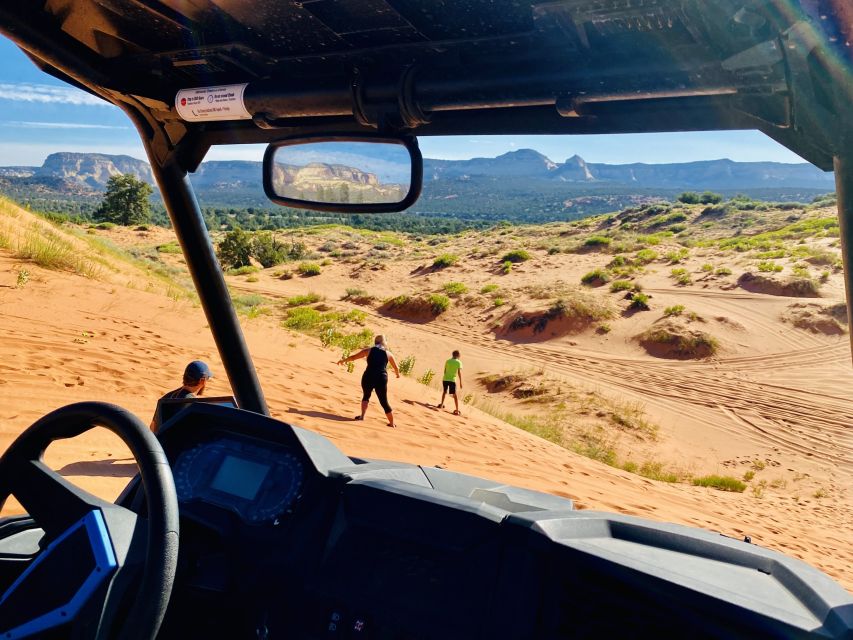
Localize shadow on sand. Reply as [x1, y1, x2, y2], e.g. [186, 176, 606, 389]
[287, 408, 353, 422]
[58, 459, 138, 478]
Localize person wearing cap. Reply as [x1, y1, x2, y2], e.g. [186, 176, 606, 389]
[149, 360, 213, 431]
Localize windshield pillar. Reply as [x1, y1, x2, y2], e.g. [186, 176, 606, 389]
[834, 155, 853, 364]
[151, 159, 269, 415]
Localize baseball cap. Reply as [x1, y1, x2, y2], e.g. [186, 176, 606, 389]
[184, 360, 213, 381]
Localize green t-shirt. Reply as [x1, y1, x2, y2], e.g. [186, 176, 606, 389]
[443, 358, 463, 382]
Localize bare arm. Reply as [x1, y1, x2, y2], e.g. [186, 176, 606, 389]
[388, 352, 400, 378]
[457, 368, 463, 389]
[337, 348, 369, 365]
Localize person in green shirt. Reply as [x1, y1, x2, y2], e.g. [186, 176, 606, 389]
[438, 350, 463, 415]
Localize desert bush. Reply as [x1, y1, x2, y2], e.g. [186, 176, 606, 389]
[443, 281, 468, 297]
[638, 461, 681, 482]
[429, 294, 451, 314]
[700, 263, 713, 272]
[480, 284, 499, 294]
[398, 355, 416, 376]
[226, 265, 259, 276]
[670, 267, 692, 285]
[609, 280, 634, 292]
[417, 369, 435, 386]
[502, 260, 513, 274]
[629, 292, 650, 311]
[677, 191, 701, 204]
[253, 231, 288, 268]
[493, 297, 505, 307]
[715, 266, 732, 276]
[583, 236, 611, 249]
[297, 262, 322, 276]
[638, 325, 719, 358]
[157, 242, 181, 254]
[218, 228, 253, 269]
[665, 248, 689, 263]
[664, 304, 685, 316]
[581, 269, 611, 286]
[432, 253, 459, 269]
[757, 260, 783, 273]
[700, 191, 723, 204]
[502, 249, 532, 263]
[791, 263, 811, 278]
[634, 248, 658, 264]
[692, 475, 746, 492]
[287, 293, 323, 307]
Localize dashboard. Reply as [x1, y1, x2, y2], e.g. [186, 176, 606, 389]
[173, 437, 304, 525]
[113, 401, 851, 640]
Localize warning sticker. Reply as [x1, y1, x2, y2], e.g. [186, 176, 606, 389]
[175, 84, 251, 122]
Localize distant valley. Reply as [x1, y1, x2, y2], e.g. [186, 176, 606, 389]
[0, 150, 835, 222]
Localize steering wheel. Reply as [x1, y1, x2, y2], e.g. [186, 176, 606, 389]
[0, 402, 179, 639]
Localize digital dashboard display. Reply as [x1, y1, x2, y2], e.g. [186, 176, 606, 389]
[174, 437, 305, 523]
[210, 455, 270, 500]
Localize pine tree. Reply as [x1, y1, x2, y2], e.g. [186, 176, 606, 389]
[94, 174, 153, 226]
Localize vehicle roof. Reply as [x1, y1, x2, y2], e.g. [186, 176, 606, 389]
[1, 1, 852, 170]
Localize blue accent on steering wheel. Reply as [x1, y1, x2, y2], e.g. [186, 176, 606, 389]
[0, 510, 118, 639]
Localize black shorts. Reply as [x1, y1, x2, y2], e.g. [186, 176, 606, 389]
[442, 380, 457, 394]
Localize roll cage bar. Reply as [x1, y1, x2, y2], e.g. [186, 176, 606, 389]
[1, 1, 852, 414]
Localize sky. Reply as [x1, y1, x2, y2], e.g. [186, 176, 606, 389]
[0, 35, 812, 168]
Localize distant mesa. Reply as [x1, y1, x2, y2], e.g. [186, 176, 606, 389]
[0, 150, 836, 216]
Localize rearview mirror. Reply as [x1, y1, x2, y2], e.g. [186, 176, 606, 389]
[263, 136, 422, 213]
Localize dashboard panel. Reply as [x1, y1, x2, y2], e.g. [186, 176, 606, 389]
[173, 436, 305, 525]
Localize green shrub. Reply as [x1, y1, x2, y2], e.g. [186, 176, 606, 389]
[218, 228, 253, 269]
[791, 263, 811, 278]
[757, 260, 783, 273]
[157, 242, 181, 254]
[502, 249, 532, 263]
[226, 265, 259, 276]
[629, 293, 650, 311]
[287, 292, 323, 307]
[433, 253, 459, 269]
[701, 263, 713, 272]
[502, 260, 513, 274]
[493, 298, 505, 307]
[670, 268, 692, 285]
[677, 192, 701, 204]
[700, 191, 723, 204]
[298, 262, 322, 276]
[282, 307, 323, 330]
[443, 282, 468, 297]
[95, 222, 116, 230]
[609, 280, 634, 292]
[417, 369, 435, 386]
[664, 304, 685, 316]
[638, 461, 681, 483]
[398, 355, 416, 377]
[252, 231, 288, 268]
[583, 236, 611, 249]
[635, 248, 658, 264]
[692, 475, 747, 492]
[581, 269, 611, 286]
[480, 283, 499, 294]
[665, 248, 689, 263]
[428, 294, 451, 314]
[715, 266, 732, 276]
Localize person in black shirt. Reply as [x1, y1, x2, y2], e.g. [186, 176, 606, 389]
[337, 335, 400, 427]
[149, 360, 213, 432]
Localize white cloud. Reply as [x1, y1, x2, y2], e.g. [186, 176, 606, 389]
[0, 82, 109, 106]
[7, 120, 129, 130]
